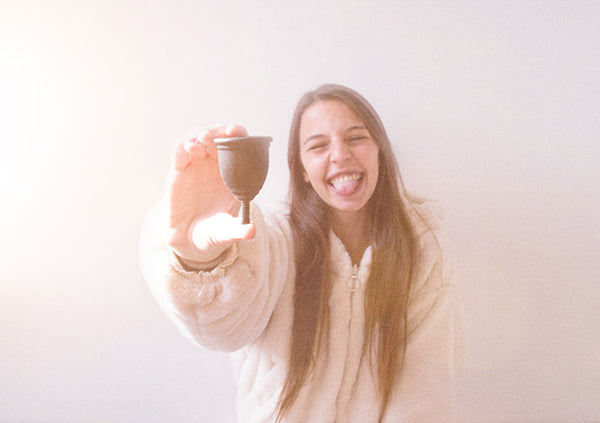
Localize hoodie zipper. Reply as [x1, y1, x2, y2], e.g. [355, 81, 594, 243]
[346, 263, 360, 292]
[335, 263, 360, 421]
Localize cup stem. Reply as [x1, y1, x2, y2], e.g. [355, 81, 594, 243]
[241, 201, 250, 225]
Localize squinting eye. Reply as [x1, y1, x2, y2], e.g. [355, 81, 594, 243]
[308, 143, 326, 151]
[348, 136, 366, 143]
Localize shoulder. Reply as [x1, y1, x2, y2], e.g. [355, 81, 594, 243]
[406, 196, 444, 236]
[249, 201, 294, 261]
[405, 197, 454, 294]
[260, 201, 292, 237]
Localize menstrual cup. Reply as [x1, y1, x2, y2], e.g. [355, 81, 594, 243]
[213, 136, 272, 224]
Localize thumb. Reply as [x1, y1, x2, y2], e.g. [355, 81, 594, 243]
[216, 219, 256, 242]
[191, 213, 256, 252]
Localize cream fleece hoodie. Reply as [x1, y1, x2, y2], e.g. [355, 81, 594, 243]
[140, 201, 466, 423]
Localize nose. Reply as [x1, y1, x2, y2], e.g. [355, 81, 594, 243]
[330, 139, 351, 163]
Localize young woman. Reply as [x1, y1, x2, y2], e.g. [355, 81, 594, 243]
[140, 84, 465, 422]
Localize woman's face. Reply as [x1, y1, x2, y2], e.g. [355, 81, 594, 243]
[299, 99, 380, 221]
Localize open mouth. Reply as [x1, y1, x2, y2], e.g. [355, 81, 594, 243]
[328, 172, 363, 195]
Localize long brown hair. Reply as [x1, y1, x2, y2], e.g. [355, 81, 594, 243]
[278, 84, 419, 422]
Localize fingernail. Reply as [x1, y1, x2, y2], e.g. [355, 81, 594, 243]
[225, 124, 239, 135]
[198, 129, 212, 140]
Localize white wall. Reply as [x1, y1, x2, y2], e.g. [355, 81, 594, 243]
[1, 1, 599, 422]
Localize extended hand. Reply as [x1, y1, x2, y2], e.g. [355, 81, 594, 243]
[166, 124, 256, 264]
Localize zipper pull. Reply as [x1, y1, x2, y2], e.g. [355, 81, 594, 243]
[347, 264, 360, 291]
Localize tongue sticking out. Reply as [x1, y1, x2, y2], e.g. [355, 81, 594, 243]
[330, 174, 362, 196]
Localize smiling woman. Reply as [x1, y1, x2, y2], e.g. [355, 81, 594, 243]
[140, 84, 466, 422]
[2, 1, 599, 422]
[299, 100, 380, 240]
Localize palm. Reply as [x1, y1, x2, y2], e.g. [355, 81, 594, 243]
[165, 125, 251, 263]
[170, 155, 234, 226]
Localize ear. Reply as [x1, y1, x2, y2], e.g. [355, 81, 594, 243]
[302, 171, 309, 183]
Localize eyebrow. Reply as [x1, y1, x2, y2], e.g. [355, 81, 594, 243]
[302, 125, 368, 145]
[303, 133, 327, 145]
[346, 125, 367, 132]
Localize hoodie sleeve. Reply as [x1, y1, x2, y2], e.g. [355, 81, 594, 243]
[388, 201, 467, 422]
[139, 202, 294, 352]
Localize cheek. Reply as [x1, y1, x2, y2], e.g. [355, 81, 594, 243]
[301, 152, 331, 185]
[360, 146, 380, 174]
[299, 155, 311, 182]
[367, 150, 381, 187]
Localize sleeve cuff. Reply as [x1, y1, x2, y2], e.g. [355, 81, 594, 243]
[168, 243, 239, 276]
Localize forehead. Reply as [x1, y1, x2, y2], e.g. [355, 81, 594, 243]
[299, 100, 364, 135]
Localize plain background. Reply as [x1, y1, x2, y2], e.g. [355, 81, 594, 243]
[1, 1, 599, 422]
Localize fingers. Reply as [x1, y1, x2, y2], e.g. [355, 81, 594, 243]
[190, 213, 256, 252]
[217, 221, 256, 242]
[209, 213, 255, 243]
[241, 222, 257, 240]
[184, 128, 214, 158]
[172, 141, 192, 171]
[189, 124, 248, 154]
[172, 124, 249, 171]
[224, 124, 249, 138]
[194, 124, 248, 144]
[199, 124, 249, 158]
